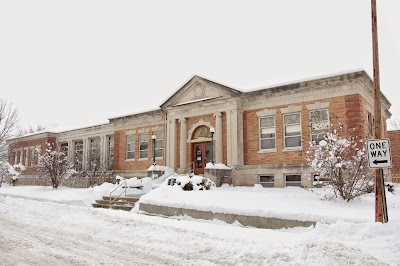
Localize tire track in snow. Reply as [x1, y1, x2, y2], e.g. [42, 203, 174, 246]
[0, 195, 387, 266]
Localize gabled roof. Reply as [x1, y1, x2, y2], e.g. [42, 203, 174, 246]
[160, 75, 242, 109]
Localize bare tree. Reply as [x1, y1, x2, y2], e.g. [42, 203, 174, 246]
[0, 99, 19, 161]
[16, 124, 47, 137]
[389, 119, 400, 130]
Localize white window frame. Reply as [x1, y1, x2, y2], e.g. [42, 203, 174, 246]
[107, 135, 114, 170]
[139, 133, 149, 160]
[89, 138, 101, 171]
[60, 142, 69, 157]
[259, 175, 275, 187]
[367, 112, 373, 135]
[24, 149, 29, 167]
[153, 131, 163, 159]
[74, 141, 84, 171]
[19, 150, 23, 165]
[259, 116, 276, 151]
[283, 112, 302, 149]
[34, 145, 41, 166]
[309, 109, 330, 145]
[30, 148, 35, 167]
[13, 152, 17, 165]
[126, 134, 135, 160]
[285, 174, 302, 187]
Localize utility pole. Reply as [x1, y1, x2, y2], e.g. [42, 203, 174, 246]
[371, 0, 388, 223]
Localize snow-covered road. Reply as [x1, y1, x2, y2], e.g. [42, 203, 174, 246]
[0, 195, 398, 265]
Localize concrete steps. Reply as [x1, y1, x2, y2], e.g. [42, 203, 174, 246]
[92, 195, 141, 211]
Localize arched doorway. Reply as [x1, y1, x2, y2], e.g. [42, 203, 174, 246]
[191, 126, 212, 175]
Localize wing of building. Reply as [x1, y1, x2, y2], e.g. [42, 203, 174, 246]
[7, 70, 395, 187]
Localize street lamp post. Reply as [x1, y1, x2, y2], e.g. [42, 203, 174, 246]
[210, 127, 215, 165]
[152, 134, 156, 166]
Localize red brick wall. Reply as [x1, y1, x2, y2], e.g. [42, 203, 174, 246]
[8, 136, 57, 174]
[114, 124, 164, 171]
[388, 130, 400, 177]
[243, 95, 370, 165]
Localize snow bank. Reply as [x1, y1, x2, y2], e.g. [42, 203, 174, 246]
[139, 185, 400, 223]
[0, 183, 115, 206]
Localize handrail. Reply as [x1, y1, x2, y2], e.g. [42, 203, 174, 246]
[109, 180, 127, 207]
[183, 162, 194, 175]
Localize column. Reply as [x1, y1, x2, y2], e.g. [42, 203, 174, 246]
[179, 118, 187, 170]
[166, 119, 177, 169]
[83, 138, 89, 171]
[226, 109, 244, 167]
[213, 112, 223, 163]
[68, 140, 73, 167]
[100, 135, 105, 166]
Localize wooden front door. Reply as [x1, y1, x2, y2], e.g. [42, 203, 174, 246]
[193, 142, 212, 175]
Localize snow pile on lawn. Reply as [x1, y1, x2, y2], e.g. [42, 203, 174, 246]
[138, 184, 400, 223]
[0, 166, 176, 206]
[0, 182, 115, 206]
[115, 166, 175, 193]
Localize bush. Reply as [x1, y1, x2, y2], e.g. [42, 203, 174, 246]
[172, 175, 215, 191]
[307, 130, 374, 202]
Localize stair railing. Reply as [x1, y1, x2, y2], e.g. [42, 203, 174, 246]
[109, 180, 127, 207]
[184, 162, 194, 175]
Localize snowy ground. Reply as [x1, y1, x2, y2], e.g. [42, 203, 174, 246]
[139, 184, 400, 223]
[1, 183, 400, 265]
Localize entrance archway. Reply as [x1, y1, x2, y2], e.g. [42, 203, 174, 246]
[191, 125, 212, 175]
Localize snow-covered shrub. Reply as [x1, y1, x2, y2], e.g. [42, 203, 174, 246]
[168, 174, 215, 191]
[306, 129, 374, 202]
[201, 177, 215, 190]
[0, 161, 24, 186]
[38, 143, 69, 188]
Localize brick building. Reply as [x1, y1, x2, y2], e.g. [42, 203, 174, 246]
[7, 70, 393, 187]
[387, 130, 400, 182]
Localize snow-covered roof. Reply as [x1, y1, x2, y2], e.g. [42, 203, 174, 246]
[107, 108, 162, 120]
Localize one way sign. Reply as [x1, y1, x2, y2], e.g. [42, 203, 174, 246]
[366, 139, 392, 169]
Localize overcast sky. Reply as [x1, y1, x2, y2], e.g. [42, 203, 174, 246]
[1, 0, 399, 131]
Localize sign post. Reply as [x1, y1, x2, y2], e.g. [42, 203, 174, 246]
[367, 138, 391, 223]
[371, 0, 388, 223]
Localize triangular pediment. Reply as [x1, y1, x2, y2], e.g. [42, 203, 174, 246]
[160, 76, 242, 109]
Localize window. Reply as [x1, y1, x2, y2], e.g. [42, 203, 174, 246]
[285, 174, 301, 187]
[139, 133, 149, 159]
[107, 136, 114, 170]
[74, 141, 84, 171]
[24, 150, 28, 167]
[259, 116, 276, 150]
[17, 151, 22, 165]
[284, 113, 302, 148]
[260, 175, 274, 187]
[30, 148, 35, 167]
[34, 145, 41, 166]
[153, 131, 163, 158]
[367, 112, 373, 135]
[60, 143, 69, 157]
[89, 138, 101, 171]
[309, 109, 329, 144]
[126, 135, 135, 160]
